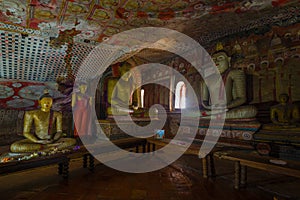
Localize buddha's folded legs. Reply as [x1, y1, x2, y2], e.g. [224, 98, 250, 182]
[10, 139, 44, 153]
[201, 105, 257, 119]
[52, 138, 77, 150]
[225, 105, 257, 119]
[10, 138, 77, 153]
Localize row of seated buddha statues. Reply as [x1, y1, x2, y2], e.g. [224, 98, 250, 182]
[196, 46, 300, 133]
[193, 47, 300, 132]
[8, 44, 300, 155]
[105, 48, 299, 126]
[105, 48, 257, 121]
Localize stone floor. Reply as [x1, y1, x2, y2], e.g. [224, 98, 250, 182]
[0, 155, 299, 200]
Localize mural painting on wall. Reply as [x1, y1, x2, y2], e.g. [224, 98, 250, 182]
[142, 63, 171, 109]
[224, 24, 300, 104]
[165, 24, 300, 152]
[168, 23, 300, 106]
[165, 53, 204, 109]
[1, 0, 295, 43]
[0, 80, 64, 110]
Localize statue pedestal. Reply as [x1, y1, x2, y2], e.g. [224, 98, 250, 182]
[96, 118, 154, 140]
[262, 123, 300, 131]
[197, 119, 260, 149]
[254, 128, 300, 160]
[169, 116, 261, 148]
[196, 118, 261, 141]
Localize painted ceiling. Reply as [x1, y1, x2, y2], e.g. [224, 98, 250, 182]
[1, 0, 299, 43]
[0, 0, 299, 79]
[0, 0, 300, 110]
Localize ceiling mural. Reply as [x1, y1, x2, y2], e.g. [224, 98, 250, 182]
[167, 23, 300, 104]
[0, 80, 64, 110]
[0, 0, 299, 43]
[0, 0, 299, 110]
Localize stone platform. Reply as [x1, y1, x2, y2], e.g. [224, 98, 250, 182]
[172, 117, 261, 148]
[254, 129, 300, 160]
[96, 117, 156, 140]
[196, 118, 261, 141]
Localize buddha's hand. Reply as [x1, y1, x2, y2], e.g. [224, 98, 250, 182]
[205, 109, 228, 115]
[37, 139, 54, 144]
[202, 102, 227, 110]
[44, 135, 52, 140]
[202, 101, 211, 110]
[212, 104, 227, 110]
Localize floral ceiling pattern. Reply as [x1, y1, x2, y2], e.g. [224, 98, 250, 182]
[1, 0, 299, 43]
[0, 0, 299, 110]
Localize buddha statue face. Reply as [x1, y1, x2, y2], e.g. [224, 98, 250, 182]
[212, 51, 231, 74]
[279, 93, 288, 104]
[39, 97, 53, 112]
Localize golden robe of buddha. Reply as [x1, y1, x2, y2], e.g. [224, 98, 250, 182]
[264, 93, 300, 130]
[10, 92, 76, 153]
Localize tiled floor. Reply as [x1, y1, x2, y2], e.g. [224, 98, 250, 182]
[0, 155, 299, 200]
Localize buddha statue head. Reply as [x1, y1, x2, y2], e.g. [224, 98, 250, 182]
[211, 42, 231, 74]
[39, 92, 53, 112]
[212, 50, 231, 74]
[279, 93, 289, 105]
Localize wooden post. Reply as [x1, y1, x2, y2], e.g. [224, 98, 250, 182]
[58, 163, 63, 175]
[89, 154, 95, 172]
[241, 165, 247, 188]
[209, 154, 216, 178]
[142, 143, 146, 153]
[62, 161, 69, 179]
[234, 161, 241, 189]
[202, 156, 208, 178]
[147, 143, 151, 152]
[152, 143, 156, 151]
[83, 154, 88, 168]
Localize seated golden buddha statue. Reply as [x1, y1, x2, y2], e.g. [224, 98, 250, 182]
[200, 48, 257, 119]
[107, 58, 146, 117]
[10, 92, 76, 153]
[264, 93, 300, 130]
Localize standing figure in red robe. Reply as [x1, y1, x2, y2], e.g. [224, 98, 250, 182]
[72, 82, 92, 137]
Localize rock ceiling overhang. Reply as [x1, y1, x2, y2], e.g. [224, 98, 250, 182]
[0, 0, 300, 83]
[1, 0, 299, 43]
